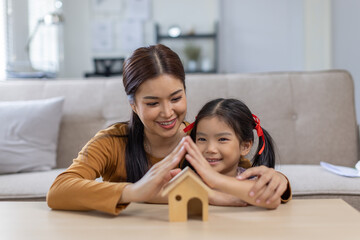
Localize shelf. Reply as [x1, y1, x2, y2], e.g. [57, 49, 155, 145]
[156, 23, 218, 73]
[186, 70, 217, 74]
[157, 33, 216, 40]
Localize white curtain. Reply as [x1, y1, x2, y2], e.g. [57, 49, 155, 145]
[0, 0, 7, 80]
[28, 0, 60, 73]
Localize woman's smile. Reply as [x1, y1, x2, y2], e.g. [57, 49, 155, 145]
[157, 118, 177, 129]
[132, 74, 187, 140]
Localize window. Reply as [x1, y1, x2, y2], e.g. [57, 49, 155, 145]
[3, 0, 63, 78]
[0, 0, 7, 80]
[28, 0, 62, 73]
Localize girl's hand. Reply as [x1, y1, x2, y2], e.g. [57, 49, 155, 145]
[183, 136, 222, 188]
[119, 138, 186, 203]
[209, 190, 248, 207]
[184, 136, 280, 209]
[183, 138, 247, 207]
[236, 166, 288, 205]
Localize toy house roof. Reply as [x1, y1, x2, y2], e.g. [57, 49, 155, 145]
[162, 166, 212, 196]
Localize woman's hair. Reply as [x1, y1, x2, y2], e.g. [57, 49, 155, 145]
[122, 44, 185, 183]
[189, 98, 276, 168]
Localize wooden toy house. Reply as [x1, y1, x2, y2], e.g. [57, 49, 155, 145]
[162, 166, 212, 222]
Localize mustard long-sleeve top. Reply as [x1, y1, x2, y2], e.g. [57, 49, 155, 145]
[47, 122, 291, 215]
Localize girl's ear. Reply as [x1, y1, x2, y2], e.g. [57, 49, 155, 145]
[240, 141, 253, 156]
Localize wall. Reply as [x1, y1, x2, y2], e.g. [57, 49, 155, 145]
[304, 0, 332, 70]
[219, 0, 304, 73]
[61, 0, 91, 78]
[332, 0, 360, 123]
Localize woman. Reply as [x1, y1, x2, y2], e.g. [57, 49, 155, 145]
[47, 44, 289, 215]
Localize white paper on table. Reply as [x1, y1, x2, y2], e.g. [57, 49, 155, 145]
[92, 19, 113, 51]
[125, 0, 151, 20]
[118, 20, 144, 52]
[320, 161, 360, 177]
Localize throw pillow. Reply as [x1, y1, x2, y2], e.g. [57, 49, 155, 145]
[0, 97, 64, 174]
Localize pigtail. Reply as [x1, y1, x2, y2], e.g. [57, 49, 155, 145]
[252, 127, 275, 168]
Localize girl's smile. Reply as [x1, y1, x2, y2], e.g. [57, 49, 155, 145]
[196, 116, 250, 177]
[206, 157, 223, 165]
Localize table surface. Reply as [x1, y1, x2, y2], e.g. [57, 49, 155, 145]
[1, 199, 359, 240]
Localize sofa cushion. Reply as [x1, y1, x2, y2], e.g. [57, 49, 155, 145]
[0, 97, 64, 174]
[0, 168, 66, 199]
[276, 164, 360, 196]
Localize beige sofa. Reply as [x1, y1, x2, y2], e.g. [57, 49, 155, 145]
[1, 70, 359, 210]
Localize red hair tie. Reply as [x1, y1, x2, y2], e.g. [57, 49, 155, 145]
[252, 114, 265, 155]
[183, 117, 197, 133]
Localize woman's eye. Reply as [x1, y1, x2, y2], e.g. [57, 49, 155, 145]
[197, 137, 206, 142]
[146, 102, 158, 106]
[171, 96, 182, 102]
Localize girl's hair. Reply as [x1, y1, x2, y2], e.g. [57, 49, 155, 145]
[189, 98, 275, 168]
[122, 44, 186, 183]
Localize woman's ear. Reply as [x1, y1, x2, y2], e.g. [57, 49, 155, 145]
[130, 104, 138, 115]
[240, 141, 253, 156]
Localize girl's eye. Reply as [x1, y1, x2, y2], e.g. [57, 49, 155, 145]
[171, 96, 182, 102]
[146, 102, 158, 106]
[219, 138, 229, 142]
[197, 137, 206, 142]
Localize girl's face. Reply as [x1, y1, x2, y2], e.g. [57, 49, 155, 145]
[131, 74, 187, 140]
[195, 116, 250, 177]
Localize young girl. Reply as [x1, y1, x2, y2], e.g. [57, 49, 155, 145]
[182, 98, 291, 209]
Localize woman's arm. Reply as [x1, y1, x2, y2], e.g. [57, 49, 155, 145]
[183, 136, 280, 209]
[48, 125, 187, 215]
[47, 130, 131, 215]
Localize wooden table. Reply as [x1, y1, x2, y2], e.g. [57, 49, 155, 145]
[1, 199, 359, 240]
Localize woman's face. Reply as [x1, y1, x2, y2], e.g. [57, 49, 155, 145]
[195, 116, 250, 177]
[132, 74, 187, 140]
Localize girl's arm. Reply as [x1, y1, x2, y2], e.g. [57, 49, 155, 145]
[183, 136, 280, 209]
[208, 190, 248, 207]
[209, 173, 280, 209]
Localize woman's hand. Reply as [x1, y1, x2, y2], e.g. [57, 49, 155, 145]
[119, 138, 186, 203]
[145, 168, 183, 204]
[236, 166, 288, 205]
